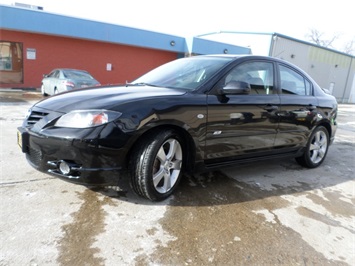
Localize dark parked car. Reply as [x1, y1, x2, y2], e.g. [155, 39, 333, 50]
[41, 68, 100, 96]
[18, 55, 337, 201]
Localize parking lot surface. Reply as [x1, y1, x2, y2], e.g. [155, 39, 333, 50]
[1, 92, 354, 265]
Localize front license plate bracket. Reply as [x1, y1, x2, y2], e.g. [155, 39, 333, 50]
[17, 127, 29, 153]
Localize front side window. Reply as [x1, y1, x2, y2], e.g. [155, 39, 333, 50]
[218, 61, 274, 95]
[280, 65, 312, 96]
[0, 41, 23, 84]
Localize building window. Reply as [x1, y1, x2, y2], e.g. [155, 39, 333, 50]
[0, 42, 23, 84]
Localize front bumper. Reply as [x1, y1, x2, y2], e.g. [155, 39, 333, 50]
[17, 126, 127, 186]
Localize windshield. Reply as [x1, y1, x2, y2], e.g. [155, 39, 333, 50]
[132, 57, 233, 90]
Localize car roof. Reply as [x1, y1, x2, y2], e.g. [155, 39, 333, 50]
[198, 54, 246, 58]
[52, 68, 89, 72]
[193, 54, 291, 64]
[194, 54, 319, 86]
[197, 54, 308, 72]
[196, 54, 277, 60]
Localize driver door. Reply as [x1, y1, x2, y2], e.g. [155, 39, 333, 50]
[205, 60, 280, 163]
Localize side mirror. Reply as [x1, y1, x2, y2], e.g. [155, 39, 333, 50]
[322, 88, 332, 94]
[219, 81, 251, 95]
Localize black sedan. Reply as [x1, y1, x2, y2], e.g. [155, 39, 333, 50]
[18, 55, 337, 201]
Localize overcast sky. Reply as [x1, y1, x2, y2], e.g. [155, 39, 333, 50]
[1, 0, 353, 52]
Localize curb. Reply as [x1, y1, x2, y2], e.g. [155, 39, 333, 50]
[23, 92, 43, 99]
[0, 88, 43, 99]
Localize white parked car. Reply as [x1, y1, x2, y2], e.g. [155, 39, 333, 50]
[41, 68, 100, 96]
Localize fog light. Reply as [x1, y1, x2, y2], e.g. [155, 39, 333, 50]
[58, 160, 71, 175]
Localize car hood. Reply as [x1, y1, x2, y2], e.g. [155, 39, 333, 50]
[35, 85, 186, 113]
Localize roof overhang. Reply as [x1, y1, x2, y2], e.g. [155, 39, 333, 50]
[0, 5, 188, 53]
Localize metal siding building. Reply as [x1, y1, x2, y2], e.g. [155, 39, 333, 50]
[190, 37, 251, 55]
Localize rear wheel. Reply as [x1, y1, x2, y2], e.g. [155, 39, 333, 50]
[296, 126, 329, 168]
[130, 129, 184, 201]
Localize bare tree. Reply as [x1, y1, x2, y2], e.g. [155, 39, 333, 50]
[343, 39, 354, 55]
[306, 28, 354, 55]
[306, 28, 339, 48]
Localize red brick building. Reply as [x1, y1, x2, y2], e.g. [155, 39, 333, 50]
[1, 29, 179, 88]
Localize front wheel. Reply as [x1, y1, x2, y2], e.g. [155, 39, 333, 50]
[130, 129, 184, 201]
[296, 126, 329, 168]
[41, 85, 48, 96]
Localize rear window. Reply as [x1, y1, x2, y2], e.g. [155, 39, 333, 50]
[64, 70, 94, 80]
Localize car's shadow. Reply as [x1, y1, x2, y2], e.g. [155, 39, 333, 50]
[92, 144, 355, 207]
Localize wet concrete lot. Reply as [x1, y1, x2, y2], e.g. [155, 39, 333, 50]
[1, 92, 354, 265]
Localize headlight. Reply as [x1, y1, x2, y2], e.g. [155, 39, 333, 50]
[25, 108, 32, 119]
[55, 110, 122, 128]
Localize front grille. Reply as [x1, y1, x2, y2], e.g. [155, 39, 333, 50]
[27, 110, 49, 126]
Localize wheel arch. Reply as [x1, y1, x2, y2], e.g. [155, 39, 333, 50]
[126, 124, 197, 174]
[296, 122, 331, 168]
[316, 120, 332, 140]
[41, 83, 48, 96]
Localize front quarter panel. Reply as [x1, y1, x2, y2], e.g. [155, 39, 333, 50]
[113, 93, 208, 161]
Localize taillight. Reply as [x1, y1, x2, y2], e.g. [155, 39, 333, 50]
[62, 81, 75, 87]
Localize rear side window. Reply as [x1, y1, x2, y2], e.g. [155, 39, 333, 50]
[280, 65, 312, 96]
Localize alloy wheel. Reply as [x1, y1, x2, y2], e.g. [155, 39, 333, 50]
[152, 138, 182, 194]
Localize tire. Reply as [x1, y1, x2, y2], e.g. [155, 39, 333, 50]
[130, 129, 184, 201]
[296, 126, 329, 168]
